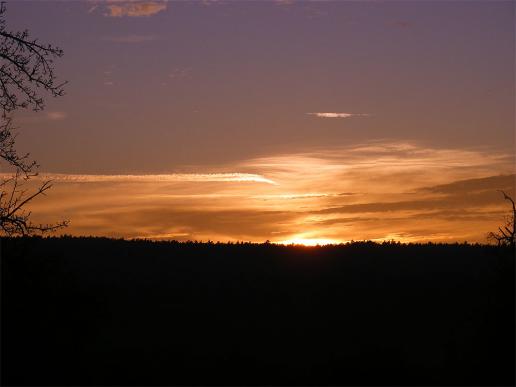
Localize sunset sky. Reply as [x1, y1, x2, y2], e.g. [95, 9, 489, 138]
[5, 0, 515, 243]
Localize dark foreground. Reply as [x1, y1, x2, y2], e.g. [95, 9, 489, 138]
[1, 237, 514, 386]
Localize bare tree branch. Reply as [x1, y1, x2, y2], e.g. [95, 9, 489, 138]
[0, 2, 66, 114]
[0, 115, 37, 174]
[0, 172, 68, 236]
[488, 191, 516, 248]
[0, 2, 67, 236]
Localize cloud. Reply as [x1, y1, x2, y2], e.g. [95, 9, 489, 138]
[307, 112, 369, 118]
[103, 1, 167, 17]
[107, 208, 294, 240]
[13, 111, 67, 124]
[46, 111, 67, 120]
[22, 141, 514, 244]
[168, 67, 191, 80]
[251, 193, 334, 200]
[314, 185, 514, 215]
[87, 4, 99, 13]
[306, 174, 515, 243]
[419, 174, 515, 195]
[201, 0, 220, 6]
[241, 142, 513, 198]
[103, 35, 158, 43]
[26, 173, 278, 185]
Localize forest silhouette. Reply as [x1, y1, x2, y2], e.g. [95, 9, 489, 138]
[2, 237, 514, 386]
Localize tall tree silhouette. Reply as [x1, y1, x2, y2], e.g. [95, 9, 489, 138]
[488, 190, 515, 248]
[0, 2, 67, 235]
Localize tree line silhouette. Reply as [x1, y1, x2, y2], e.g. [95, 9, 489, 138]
[2, 237, 514, 385]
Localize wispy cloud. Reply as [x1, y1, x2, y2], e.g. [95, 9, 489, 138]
[46, 111, 67, 121]
[307, 112, 369, 118]
[23, 141, 514, 244]
[201, 0, 220, 6]
[100, 1, 167, 18]
[16, 111, 67, 123]
[28, 173, 278, 185]
[242, 141, 513, 195]
[87, 4, 99, 14]
[251, 193, 335, 200]
[168, 67, 191, 80]
[160, 67, 192, 87]
[103, 35, 158, 43]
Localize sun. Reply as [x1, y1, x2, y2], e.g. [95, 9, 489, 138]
[276, 236, 339, 246]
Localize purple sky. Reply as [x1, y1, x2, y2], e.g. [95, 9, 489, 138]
[7, 0, 514, 173]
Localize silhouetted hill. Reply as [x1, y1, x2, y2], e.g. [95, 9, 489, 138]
[1, 237, 514, 386]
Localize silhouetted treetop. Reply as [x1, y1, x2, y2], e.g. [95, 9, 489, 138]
[0, 2, 67, 236]
[0, 2, 66, 114]
[0, 115, 36, 174]
[488, 190, 515, 248]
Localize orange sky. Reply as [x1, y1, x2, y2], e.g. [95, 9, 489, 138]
[3, 1, 515, 243]
[23, 141, 514, 243]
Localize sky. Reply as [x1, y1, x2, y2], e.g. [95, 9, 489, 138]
[3, 0, 515, 243]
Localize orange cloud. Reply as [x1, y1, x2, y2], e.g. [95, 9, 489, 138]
[46, 111, 67, 120]
[103, 1, 167, 17]
[26, 173, 277, 185]
[307, 112, 368, 118]
[23, 141, 515, 244]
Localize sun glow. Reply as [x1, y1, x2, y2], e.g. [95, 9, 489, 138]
[22, 143, 515, 243]
[277, 236, 339, 246]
